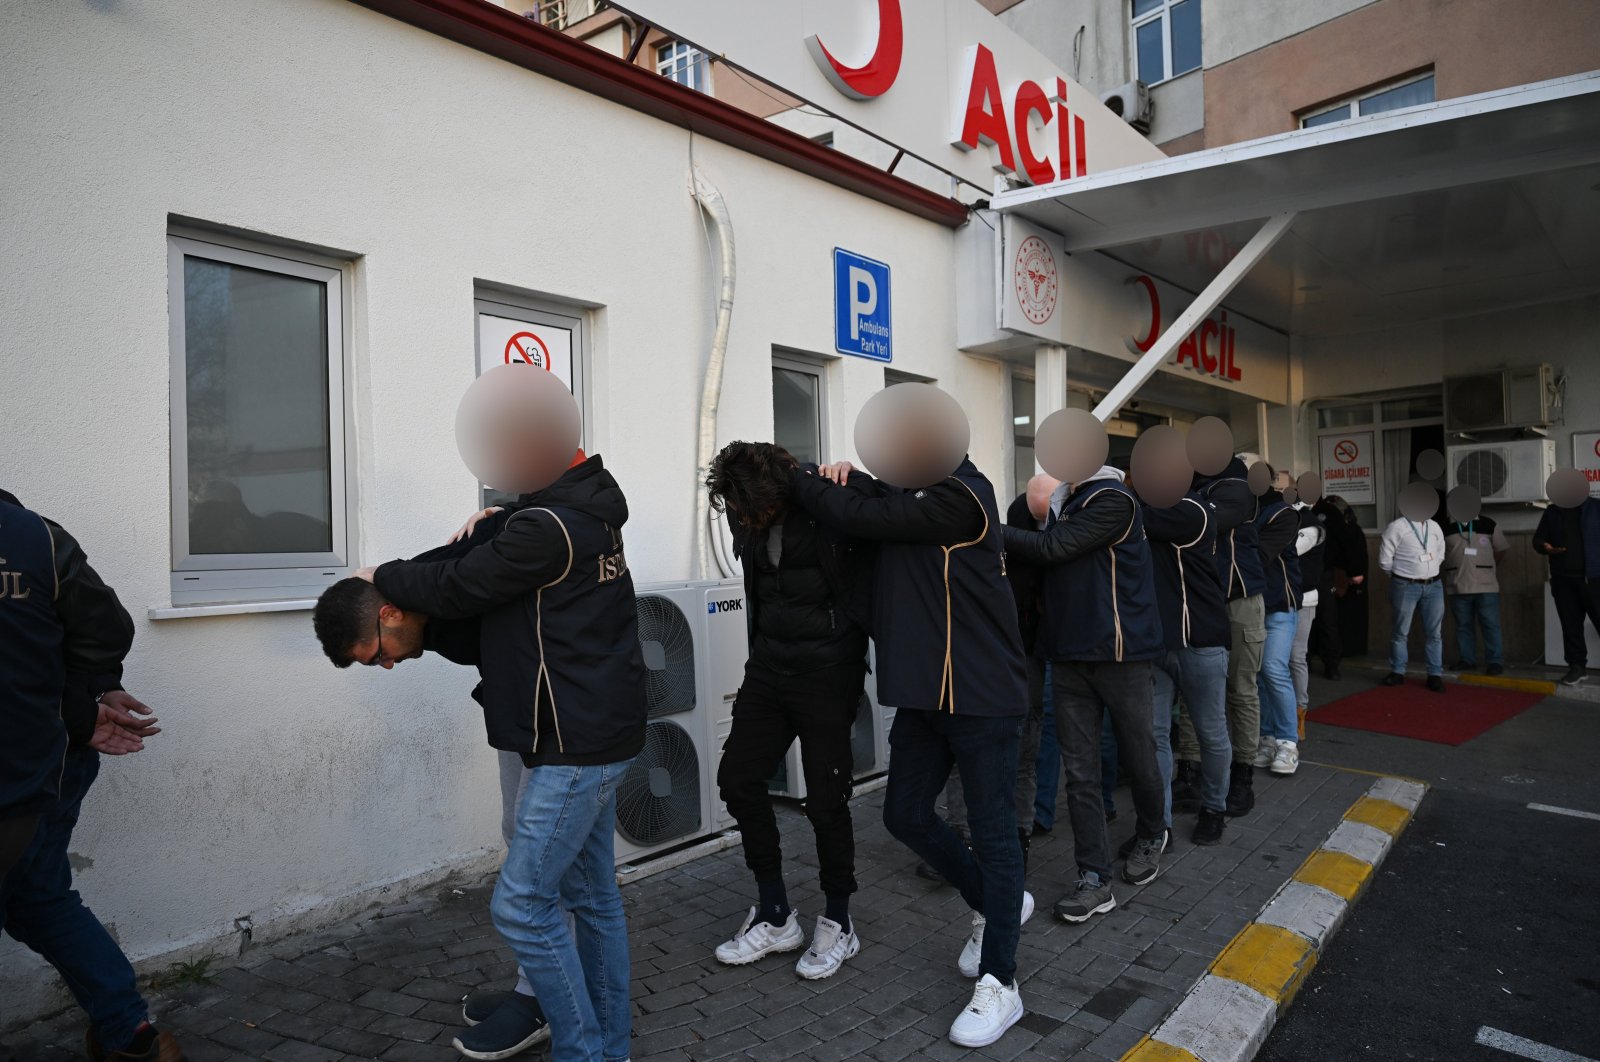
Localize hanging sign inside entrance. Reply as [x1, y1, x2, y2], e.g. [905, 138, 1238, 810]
[1574, 430, 1600, 499]
[1320, 432, 1374, 505]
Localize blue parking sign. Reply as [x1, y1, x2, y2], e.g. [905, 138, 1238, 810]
[833, 248, 891, 363]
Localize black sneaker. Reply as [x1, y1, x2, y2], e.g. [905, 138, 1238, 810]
[1560, 666, 1586, 686]
[1117, 829, 1171, 859]
[462, 989, 516, 1026]
[1031, 819, 1052, 836]
[452, 992, 550, 1061]
[1123, 834, 1166, 886]
[1486, 663, 1504, 676]
[1171, 760, 1201, 813]
[1324, 664, 1343, 680]
[1192, 808, 1226, 846]
[1426, 675, 1445, 693]
[1380, 672, 1405, 687]
[1055, 873, 1117, 923]
[1225, 763, 1255, 818]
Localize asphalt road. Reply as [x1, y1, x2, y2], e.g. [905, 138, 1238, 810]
[1258, 681, 1600, 1062]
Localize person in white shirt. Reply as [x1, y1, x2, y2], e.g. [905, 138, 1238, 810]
[1378, 482, 1448, 692]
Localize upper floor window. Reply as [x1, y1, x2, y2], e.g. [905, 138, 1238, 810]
[530, 0, 598, 31]
[657, 40, 710, 94]
[1132, 0, 1201, 85]
[1301, 72, 1435, 129]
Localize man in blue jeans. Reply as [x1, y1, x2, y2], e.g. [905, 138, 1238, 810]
[364, 452, 647, 1062]
[1142, 489, 1233, 846]
[791, 444, 1030, 1051]
[1379, 488, 1447, 692]
[1252, 477, 1303, 775]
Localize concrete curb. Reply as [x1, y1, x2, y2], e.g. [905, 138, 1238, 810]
[1120, 775, 1428, 1062]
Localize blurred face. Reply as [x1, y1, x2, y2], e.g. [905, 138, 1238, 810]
[349, 604, 428, 670]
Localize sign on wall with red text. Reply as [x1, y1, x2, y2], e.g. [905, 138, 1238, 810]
[611, 0, 1166, 192]
[1320, 433, 1375, 505]
[1574, 430, 1600, 499]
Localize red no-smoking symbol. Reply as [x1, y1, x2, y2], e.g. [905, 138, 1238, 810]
[505, 331, 552, 370]
[1334, 439, 1359, 464]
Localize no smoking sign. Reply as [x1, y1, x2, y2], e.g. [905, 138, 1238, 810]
[505, 331, 552, 370]
[1333, 439, 1360, 464]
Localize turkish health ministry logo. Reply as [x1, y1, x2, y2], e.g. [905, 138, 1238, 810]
[1014, 236, 1058, 326]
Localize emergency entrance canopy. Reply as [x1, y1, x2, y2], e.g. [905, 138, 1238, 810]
[611, 0, 1166, 192]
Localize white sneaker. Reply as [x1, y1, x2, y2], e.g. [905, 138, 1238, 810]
[1252, 738, 1277, 768]
[948, 974, 1024, 1048]
[958, 891, 1033, 978]
[794, 916, 860, 980]
[713, 907, 804, 966]
[1270, 739, 1299, 776]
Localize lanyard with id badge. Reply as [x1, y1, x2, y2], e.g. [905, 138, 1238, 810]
[1408, 520, 1434, 565]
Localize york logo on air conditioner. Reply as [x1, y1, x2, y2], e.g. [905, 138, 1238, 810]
[708, 598, 743, 614]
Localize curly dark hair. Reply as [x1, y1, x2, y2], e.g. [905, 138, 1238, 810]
[313, 577, 386, 668]
[706, 441, 799, 534]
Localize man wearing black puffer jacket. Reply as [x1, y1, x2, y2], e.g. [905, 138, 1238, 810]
[365, 453, 646, 1062]
[702, 441, 872, 982]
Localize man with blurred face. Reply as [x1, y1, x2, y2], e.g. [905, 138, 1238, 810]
[788, 397, 1031, 1050]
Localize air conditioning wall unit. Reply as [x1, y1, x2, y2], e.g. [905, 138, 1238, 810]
[615, 579, 746, 865]
[1444, 364, 1552, 433]
[1100, 81, 1152, 133]
[768, 646, 890, 800]
[1447, 439, 1555, 505]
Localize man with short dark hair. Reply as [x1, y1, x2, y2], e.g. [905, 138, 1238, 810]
[702, 441, 871, 980]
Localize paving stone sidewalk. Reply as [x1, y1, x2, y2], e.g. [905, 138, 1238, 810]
[6, 762, 1372, 1062]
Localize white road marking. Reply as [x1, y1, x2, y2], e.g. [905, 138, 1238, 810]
[1476, 1026, 1599, 1062]
[1527, 802, 1600, 822]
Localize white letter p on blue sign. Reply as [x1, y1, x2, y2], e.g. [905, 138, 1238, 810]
[833, 248, 892, 363]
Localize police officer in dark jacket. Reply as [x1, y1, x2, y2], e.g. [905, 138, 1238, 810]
[365, 453, 646, 1062]
[1, 490, 184, 1061]
[702, 441, 872, 980]
[790, 452, 1031, 1047]
[1145, 492, 1233, 846]
[1004, 466, 1168, 923]
[1186, 456, 1267, 815]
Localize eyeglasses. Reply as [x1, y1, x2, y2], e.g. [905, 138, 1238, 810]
[364, 615, 389, 668]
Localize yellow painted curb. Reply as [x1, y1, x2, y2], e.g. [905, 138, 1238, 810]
[1209, 923, 1318, 1007]
[1121, 1036, 1203, 1062]
[1344, 796, 1412, 835]
[1293, 849, 1373, 901]
[1456, 673, 1557, 695]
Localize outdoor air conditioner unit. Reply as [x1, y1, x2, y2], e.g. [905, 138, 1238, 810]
[768, 646, 891, 800]
[1100, 81, 1152, 133]
[1447, 439, 1556, 505]
[1444, 365, 1552, 433]
[614, 579, 747, 865]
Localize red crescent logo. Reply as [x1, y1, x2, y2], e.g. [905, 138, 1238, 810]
[805, 0, 904, 100]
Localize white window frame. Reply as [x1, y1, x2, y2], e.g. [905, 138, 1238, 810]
[167, 233, 354, 606]
[1301, 71, 1436, 129]
[1311, 388, 1444, 530]
[656, 40, 711, 94]
[1131, 0, 1201, 86]
[772, 352, 831, 466]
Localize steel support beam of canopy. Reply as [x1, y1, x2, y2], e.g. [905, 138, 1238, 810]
[1091, 212, 1297, 422]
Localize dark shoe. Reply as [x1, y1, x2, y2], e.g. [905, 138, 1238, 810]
[95, 1027, 185, 1062]
[1117, 829, 1171, 859]
[1560, 666, 1585, 686]
[1055, 873, 1117, 923]
[1486, 663, 1504, 676]
[1192, 808, 1226, 846]
[1426, 675, 1445, 693]
[1123, 833, 1166, 886]
[1031, 819, 1052, 836]
[452, 992, 550, 1061]
[1224, 763, 1255, 818]
[1104, 808, 1118, 824]
[462, 989, 517, 1026]
[1324, 664, 1342, 680]
[1171, 760, 1201, 813]
[1380, 672, 1405, 687]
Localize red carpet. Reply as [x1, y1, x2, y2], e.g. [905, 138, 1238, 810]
[1310, 680, 1545, 746]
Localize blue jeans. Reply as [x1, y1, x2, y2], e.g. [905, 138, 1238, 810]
[0, 750, 147, 1052]
[1390, 579, 1445, 677]
[884, 709, 1024, 984]
[1155, 646, 1231, 815]
[1449, 593, 1503, 668]
[492, 761, 633, 1062]
[1257, 610, 1300, 743]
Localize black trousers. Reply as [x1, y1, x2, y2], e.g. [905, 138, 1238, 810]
[1312, 580, 1343, 669]
[1550, 575, 1600, 669]
[717, 658, 866, 897]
